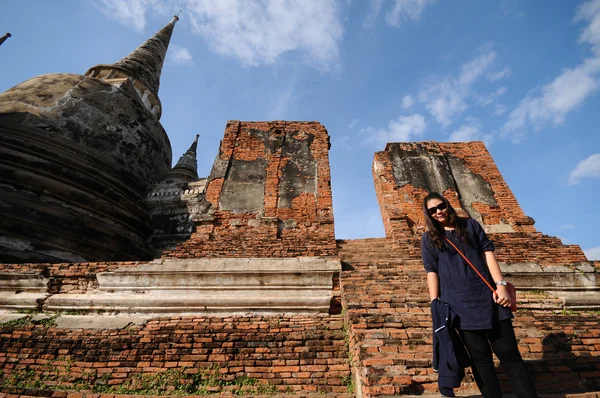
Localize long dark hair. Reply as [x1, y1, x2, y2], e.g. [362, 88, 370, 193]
[423, 192, 472, 250]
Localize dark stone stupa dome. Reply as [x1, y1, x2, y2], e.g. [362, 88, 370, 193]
[0, 18, 178, 263]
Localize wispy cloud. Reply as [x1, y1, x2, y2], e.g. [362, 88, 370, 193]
[476, 87, 507, 107]
[584, 245, 600, 260]
[458, 50, 497, 86]
[95, 0, 344, 73]
[503, 59, 600, 137]
[418, 45, 510, 127]
[385, 0, 438, 27]
[402, 95, 414, 109]
[362, 113, 426, 146]
[168, 44, 194, 66]
[448, 117, 493, 146]
[185, 0, 343, 72]
[96, 0, 167, 33]
[497, 0, 525, 19]
[576, 0, 600, 54]
[569, 153, 600, 185]
[418, 79, 467, 127]
[363, 0, 438, 28]
[503, 0, 600, 140]
[487, 65, 512, 81]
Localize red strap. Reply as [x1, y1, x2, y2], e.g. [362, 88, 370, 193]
[442, 236, 496, 294]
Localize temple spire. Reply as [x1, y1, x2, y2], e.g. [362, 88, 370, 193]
[0, 33, 11, 47]
[85, 15, 179, 119]
[164, 134, 200, 182]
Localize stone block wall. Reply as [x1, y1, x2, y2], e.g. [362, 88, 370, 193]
[373, 141, 589, 266]
[0, 262, 142, 296]
[163, 121, 336, 259]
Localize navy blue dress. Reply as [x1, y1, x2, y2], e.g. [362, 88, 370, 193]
[421, 217, 513, 330]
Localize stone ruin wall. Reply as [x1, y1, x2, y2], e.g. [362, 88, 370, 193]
[373, 141, 590, 266]
[162, 121, 337, 259]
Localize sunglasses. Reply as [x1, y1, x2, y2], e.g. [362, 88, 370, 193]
[427, 202, 447, 215]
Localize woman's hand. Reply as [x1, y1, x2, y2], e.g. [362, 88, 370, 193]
[493, 285, 512, 308]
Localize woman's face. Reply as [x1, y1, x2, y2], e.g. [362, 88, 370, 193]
[426, 198, 449, 225]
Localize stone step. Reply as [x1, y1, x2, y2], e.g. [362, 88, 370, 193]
[550, 290, 600, 310]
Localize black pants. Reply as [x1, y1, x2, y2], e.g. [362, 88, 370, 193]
[460, 320, 538, 398]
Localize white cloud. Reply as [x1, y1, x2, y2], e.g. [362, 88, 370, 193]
[185, 0, 343, 72]
[418, 45, 507, 127]
[584, 245, 600, 260]
[362, 113, 426, 145]
[385, 0, 438, 27]
[569, 153, 600, 185]
[96, 0, 344, 72]
[448, 118, 493, 146]
[575, 0, 600, 54]
[503, 0, 600, 139]
[168, 44, 194, 66]
[418, 79, 467, 127]
[449, 124, 480, 142]
[458, 50, 497, 86]
[96, 0, 167, 32]
[504, 58, 600, 135]
[402, 94, 414, 109]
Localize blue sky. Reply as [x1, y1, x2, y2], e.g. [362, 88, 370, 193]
[1, 0, 599, 259]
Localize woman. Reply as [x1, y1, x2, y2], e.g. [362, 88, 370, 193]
[421, 192, 537, 398]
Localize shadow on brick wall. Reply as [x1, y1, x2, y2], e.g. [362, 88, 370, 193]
[518, 331, 600, 394]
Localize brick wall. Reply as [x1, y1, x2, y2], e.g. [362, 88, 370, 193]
[163, 121, 336, 259]
[338, 237, 600, 397]
[0, 315, 350, 395]
[373, 141, 589, 266]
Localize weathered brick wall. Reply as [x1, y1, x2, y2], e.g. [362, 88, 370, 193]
[0, 315, 350, 395]
[490, 233, 589, 266]
[338, 237, 600, 397]
[373, 141, 588, 266]
[163, 121, 336, 259]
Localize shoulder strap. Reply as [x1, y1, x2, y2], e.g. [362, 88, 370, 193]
[442, 236, 495, 294]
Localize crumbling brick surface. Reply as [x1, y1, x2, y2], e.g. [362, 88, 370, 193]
[338, 238, 600, 397]
[163, 121, 336, 259]
[0, 316, 350, 395]
[373, 141, 589, 266]
[490, 233, 589, 266]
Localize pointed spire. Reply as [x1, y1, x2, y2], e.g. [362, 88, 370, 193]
[111, 15, 178, 98]
[0, 33, 11, 47]
[164, 134, 200, 182]
[85, 15, 179, 119]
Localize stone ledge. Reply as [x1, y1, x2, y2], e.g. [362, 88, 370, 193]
[41, 257, 341, 315]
